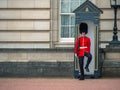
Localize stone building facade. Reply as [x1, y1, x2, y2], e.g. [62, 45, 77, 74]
[0, 0, 120, 77]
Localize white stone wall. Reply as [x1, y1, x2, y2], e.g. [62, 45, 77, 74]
[0, 21, 50, 30]
[0, 0, 120, 49]
[97, 0, 120, 48]
[0, 0, 51, 48]
[0, 0, 50, 8]
[0, 10, 50, 19]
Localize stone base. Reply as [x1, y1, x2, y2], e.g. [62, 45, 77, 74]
[102, 60, 120, 77]
[102, 67, 120, 77]
[101, 47, 120, 77]
[0, 61, 73, 77]
[0, 48, 74, 77]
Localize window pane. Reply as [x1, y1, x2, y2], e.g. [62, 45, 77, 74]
[61, 0, 69, 13]
[61, 27, 69, 38]
[71, 15, 75, 25]
[70, 1, 80, 12]
[70, 27, 75, 37]
[61, 15, 69, 25]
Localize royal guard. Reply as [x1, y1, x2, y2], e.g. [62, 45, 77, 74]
[74, 23, 92, 80]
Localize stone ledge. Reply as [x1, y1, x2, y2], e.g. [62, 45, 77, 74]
[0, 48, 74, 52]
[100, 48, 120, 52]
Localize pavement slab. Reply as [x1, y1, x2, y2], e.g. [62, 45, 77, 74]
[0, 78, 120, 90]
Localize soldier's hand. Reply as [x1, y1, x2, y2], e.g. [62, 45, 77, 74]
[75, 53, 78, 57]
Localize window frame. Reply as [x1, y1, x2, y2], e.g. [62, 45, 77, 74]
[59, 0, 76, 42]
[59, 0, 94, 42]
[59, 0, 87, 42]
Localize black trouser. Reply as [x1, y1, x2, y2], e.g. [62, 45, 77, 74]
[79, 52, 92, 77]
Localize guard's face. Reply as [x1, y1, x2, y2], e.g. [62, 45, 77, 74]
[81, 32, 86, 36]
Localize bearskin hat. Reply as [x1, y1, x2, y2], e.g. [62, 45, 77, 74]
[79, 23, 88, 34]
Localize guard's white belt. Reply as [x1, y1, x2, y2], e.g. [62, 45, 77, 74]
[79, 46, 87, 49]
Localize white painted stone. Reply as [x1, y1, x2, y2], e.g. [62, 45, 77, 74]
[106, 53, 120, 60]
[100, 10, 114, 19]
[91, 0, 96, 4]
[21, 10, 50, 19]
[0, 0, 7, 8]
[100, 43, 109, 48]
[52, 20, 58, 30]
[7, 21, 34, 30]
[34, 21, 50, 30]
[100, 21, 113, 30]
[35, 0, 50, 8]
[51, 0, 58, 9]
[0, 32, 21, 41]
[33, 43, 50, 48]
[0, 10, 50, 19]
[27, 52, 73, 61]
[33, 10, 50, 19]
[0, 10, 21, 19]
[0, 21, 7, 30]
[20, 32, 50, 41]
[0, 49, 73, 62]
[100, 21, 120, 30]
[100, 32, 120, 41]
[52, 30, 58, 42]
[55, 42, 74, 48]
[97, 0, 111, 8]
[101, 10, 120, 19]
[8, 0, 34, 8]
[1, 21, 51, 30]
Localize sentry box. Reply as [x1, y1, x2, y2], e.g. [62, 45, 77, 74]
[73, 0, 103, 78]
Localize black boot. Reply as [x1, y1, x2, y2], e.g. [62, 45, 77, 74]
[79, 75, 84, 80]
[85, 66, 89, 72]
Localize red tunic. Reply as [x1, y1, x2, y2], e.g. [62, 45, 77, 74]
[74, 36, 91, 56]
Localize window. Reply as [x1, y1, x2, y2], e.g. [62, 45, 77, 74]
[60, 0, 87, 41]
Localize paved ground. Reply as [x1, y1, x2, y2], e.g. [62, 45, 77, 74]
[0, 78, 120, 90]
